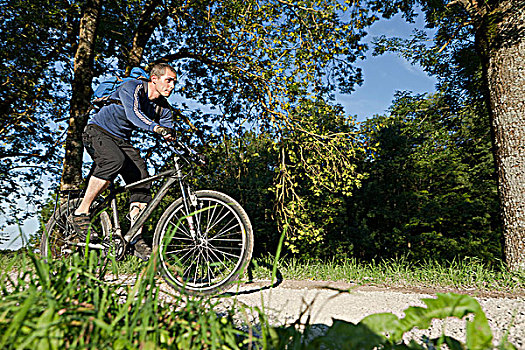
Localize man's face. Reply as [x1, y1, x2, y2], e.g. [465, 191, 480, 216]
[152, 69, 176, 97]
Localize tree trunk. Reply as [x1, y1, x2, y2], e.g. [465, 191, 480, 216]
[478, 1, 525, 271]
[60, 0, 103, 192]
[126, 0, 166, 72]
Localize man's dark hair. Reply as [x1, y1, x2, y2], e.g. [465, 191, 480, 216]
[150, 63, 176, 79]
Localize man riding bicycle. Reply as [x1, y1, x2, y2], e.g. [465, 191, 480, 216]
[68, 62, 177, 260]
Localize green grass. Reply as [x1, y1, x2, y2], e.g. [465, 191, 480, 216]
[1, 249, 520, 349]
[3, 250, 523, 293]
[249, 255, 525, 294]
[0, 250, 255, 349]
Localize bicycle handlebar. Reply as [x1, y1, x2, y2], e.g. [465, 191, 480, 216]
[170, 139, 207, 166]
[156, 127, 206, 166]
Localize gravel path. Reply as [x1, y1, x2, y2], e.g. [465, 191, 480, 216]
[6, 271, 524, 347]
[214, 280, 525, 348]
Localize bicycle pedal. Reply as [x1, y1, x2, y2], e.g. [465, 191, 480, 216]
[132, 239, 152, 261]
[132, 250, 150, 262]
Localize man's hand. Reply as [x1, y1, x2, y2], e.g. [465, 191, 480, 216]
[154, 126, 176, 142]
[196, 153, 207, 166]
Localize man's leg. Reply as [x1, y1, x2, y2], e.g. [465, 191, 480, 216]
[129, 202, 151, 260]
[129, 202, 147, 233]
[69, 125, 124, 238]
[75, 176, 110, 215]
[67, 176, 110, 239]
[119, 144, 152, 260]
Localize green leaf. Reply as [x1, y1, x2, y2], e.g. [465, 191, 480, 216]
[441, 335, 466, 350]
[466, 306, 493, 350]
[30, 253, 50, 289]
[393, 293, 493, 348]
[359, 312, 400, 336]
[308, 319, 387, 349]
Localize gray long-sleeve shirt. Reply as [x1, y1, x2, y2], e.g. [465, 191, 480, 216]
[88, 79, 173, 140]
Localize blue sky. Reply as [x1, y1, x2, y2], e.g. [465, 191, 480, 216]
[338, 13, 437, 119]
[0, 13, 437, 250]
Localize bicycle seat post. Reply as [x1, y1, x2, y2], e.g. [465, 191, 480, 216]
[109, 187, 122, 237]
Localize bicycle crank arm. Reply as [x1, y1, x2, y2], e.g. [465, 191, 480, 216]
[69, 242, 105, 250]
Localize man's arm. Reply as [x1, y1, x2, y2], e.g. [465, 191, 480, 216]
[118, 81, 159, 132]
[158, 105, 174, 128]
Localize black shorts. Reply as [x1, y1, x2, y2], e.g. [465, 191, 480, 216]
[83, 124, 152, 203]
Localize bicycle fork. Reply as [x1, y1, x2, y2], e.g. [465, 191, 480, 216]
[180, 182, 200, 240]
[176, 159, 200, 241]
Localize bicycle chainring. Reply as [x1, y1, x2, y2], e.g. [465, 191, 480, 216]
[102, 235, 127, 261]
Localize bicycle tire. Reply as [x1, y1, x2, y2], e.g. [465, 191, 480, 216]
[41, 198, 112, 260]
[154, 190, 253, 295]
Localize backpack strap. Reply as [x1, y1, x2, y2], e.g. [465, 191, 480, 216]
[141, 81, 208, 148]
[141, 80, 165, 119]
[155, 104, 163, 119]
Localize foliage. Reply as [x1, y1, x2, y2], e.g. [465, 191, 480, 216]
[4, 0, 513, 268]
[193, 130, 280, 256]
[350, 92, 501, 262]
[32, 90, 503, 264]
[370, 0, 489, 119]
[273, 99, 364, 255]
[250, 255, 525, 293]
[2, 0, 378, 223]
[141, 91, 500, 263]
[362, 1, 525, 268]
[1, 251, 519, 349]
[0, 0, 73, 224]
[187, 99, 365, 256]
[161, 0, 370, 118]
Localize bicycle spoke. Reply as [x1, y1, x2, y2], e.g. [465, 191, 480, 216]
[204, 201, 221, 234]
[202, 201, 211, 234]
[206, 246, 233, 273]
[165, 246, 194, 255]
[205, 247, 215, 282]
[208, 246, 242, 253]
[195, 202, 206, 234]
[180, 245, 199, 265]
[206, 206, 229, 233]
[197, 254, 206, 280]
[192, 248, 204, 283]
[183, 248, 199, 279]
[209, 238, 243, 243]
[175, 245, 199, 267]
[158, 192, 252, 294]
[200, 248, 213, 282]
[168, 218, 192, 238]
[166, 236, 193, 242]
[165, 240, 190, 249]
[209, 222, 240, 240]
[207, 245, 242, 261]
[206, 250, 235, 273]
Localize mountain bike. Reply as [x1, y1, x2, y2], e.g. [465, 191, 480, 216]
[41, 140, 254, 295]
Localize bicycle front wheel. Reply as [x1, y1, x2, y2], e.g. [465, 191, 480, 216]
[154, 190, 253, 295]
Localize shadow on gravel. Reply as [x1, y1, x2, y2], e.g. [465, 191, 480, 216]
[219, 260, 284, 297]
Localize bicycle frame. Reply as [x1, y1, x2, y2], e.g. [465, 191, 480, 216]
[45, 142, 254, 295]
[90, 153, 197, 247]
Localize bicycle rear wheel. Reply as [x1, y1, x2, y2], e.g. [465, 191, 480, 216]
[154, 190, 253, 295]
[41, 198, 111, 260]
